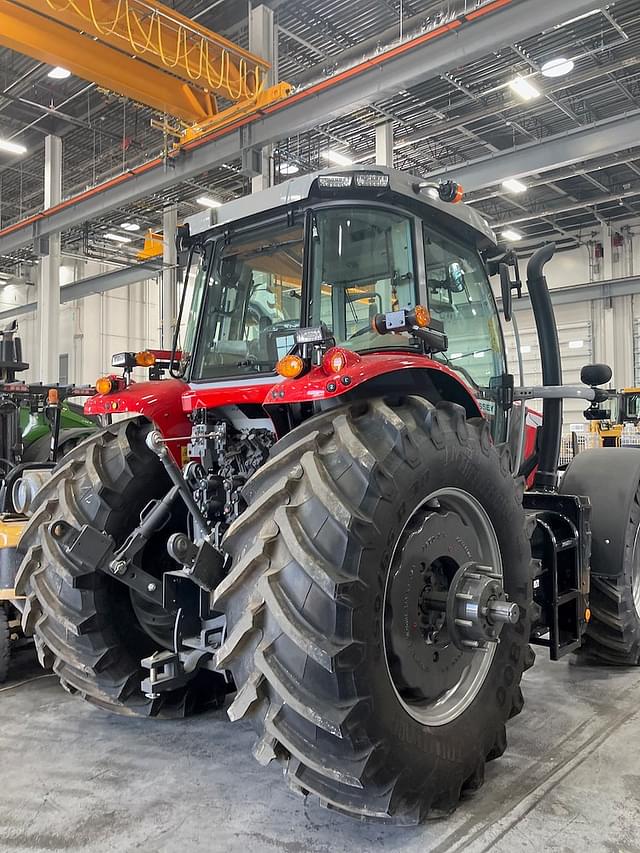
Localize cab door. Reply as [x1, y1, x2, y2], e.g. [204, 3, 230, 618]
[423, 224, 509, 441]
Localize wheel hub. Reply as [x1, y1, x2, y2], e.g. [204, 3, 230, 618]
[383, 488, 516, 727]
[444, 562, 519, 651]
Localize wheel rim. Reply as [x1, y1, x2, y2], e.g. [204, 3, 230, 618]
[383, 487, 503, 727]
[632, 525, 640, 619]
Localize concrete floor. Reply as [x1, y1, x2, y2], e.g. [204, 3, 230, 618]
[1, 647, 640, 853]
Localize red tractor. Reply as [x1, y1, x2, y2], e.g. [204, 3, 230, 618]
[16, 167, 639, 824]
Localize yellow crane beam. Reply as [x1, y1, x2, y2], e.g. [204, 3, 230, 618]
[0, 3, 206, 120]
[0, 0, 282, 125]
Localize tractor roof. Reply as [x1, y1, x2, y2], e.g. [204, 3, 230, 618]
[191, 165, 496, 248]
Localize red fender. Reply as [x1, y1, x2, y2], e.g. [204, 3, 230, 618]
[263, 348, 482, 416]
[84, 378, 190, 464]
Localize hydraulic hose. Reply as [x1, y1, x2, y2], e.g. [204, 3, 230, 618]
[526, 243, 561, 490]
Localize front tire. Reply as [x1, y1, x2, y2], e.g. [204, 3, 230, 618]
[215, 398, 533, 824]
[16, 418, 224, 716]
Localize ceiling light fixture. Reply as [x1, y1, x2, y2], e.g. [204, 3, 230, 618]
[508, 76, 541, 101]
[279, 161, 299, 175]
[541, 57, 575, 78]
[196, 195, 222, 208]
[324, 150, 353, 166]
[501, 228, 523, 242]
[0, 138, 27, 156]
[105, 233, 132, 244]
[556, 9, 600, 28]
[48, 66, 71, 80]
[120, 222, 140, 232]
[502, 178, 527, 194]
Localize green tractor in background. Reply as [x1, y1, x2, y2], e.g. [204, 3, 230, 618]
[0, 320, 96, 682]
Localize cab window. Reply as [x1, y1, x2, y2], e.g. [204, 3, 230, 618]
[190, 222, 304, 380]
[309, 207, 419, 352]
[424, 226, 506, 390]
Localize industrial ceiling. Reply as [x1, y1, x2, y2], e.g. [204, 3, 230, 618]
[0, 0, 639, 273]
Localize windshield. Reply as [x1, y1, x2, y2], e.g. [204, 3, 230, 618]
[309, 207, 418, 351]
[189, 222, 304, 380]
[186, 207, 419, 381]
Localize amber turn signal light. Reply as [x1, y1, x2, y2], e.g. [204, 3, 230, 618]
[276, 354, 305, 378]
[135, 350, 156, 367]
[95, 377, 113, 395]
[411, 305, 430, 328]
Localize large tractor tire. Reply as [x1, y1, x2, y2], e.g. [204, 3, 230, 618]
[561, 448, 640, 665]
[0, 604, 10, 683]
[16, 417, 224, 717]
[215, 398, 533, 824]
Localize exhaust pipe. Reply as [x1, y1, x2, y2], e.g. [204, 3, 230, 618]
[526, 243, 561, 490]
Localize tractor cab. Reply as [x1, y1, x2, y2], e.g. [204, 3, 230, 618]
[173, 166, 510, 439]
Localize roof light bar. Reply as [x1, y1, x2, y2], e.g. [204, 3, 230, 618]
[318, 174, 353, 188]
[354, 172, 389, 188]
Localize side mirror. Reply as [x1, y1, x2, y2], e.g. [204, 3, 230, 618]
[499, 263, 513, 322]
[581, 363, 612, 387]
[447, 262, 466, 292]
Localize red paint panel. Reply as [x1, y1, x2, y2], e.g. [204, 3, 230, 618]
[181, 381, 279, 412]
[84, 378, 190, 463]
[262, 349, 480, 412]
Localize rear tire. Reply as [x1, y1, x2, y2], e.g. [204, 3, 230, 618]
[16, 417, 224, 716]
[561, 448, 640, 665]
[216, 398, 533, 823]
[0, 604, 10, 683]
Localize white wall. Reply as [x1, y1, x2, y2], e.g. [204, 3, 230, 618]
[497, 228, 640, 432]
[0, 256, 160, 385]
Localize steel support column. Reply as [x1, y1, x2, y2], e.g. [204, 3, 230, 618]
[250, 4, 276, 193]
[37, 134, 62, 382]
[375, 121, 394, 167]
[161, 206, 177, 348]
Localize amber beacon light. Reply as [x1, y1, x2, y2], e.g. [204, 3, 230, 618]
[276, 354, 306, 378]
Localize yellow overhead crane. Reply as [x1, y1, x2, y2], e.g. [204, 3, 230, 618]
[0, 0, 291, 139]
